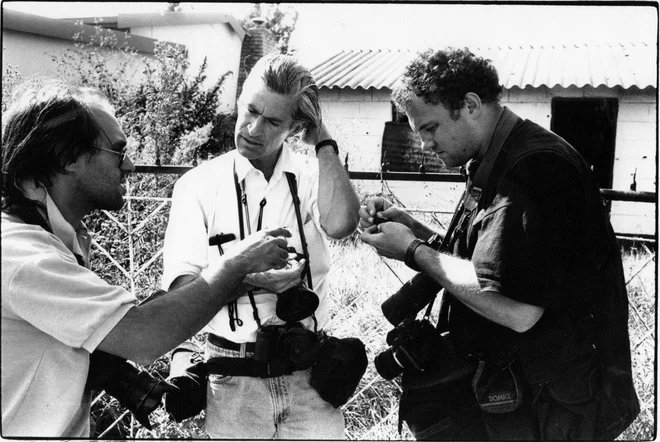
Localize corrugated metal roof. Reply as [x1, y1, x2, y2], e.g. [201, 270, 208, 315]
[310, 43, 657, 90]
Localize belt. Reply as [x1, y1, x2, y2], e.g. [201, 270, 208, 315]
[207, 333, 256, 354]
[205, 357, 294, 378]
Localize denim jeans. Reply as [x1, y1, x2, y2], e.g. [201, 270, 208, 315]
[204, 339, 345, 439]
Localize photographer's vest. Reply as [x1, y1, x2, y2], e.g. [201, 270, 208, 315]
[438, 108, 639, 439]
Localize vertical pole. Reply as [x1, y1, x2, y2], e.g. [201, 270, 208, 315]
[126, 180, 136, 296]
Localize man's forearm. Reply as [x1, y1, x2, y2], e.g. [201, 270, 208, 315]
[413, 245, 543, 332]
[410, 221, 439, 242]
[317, 145, 360, 239]
[97, 258, 246, 364]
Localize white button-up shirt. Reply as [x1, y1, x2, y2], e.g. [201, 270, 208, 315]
[162, 147, 331, 343]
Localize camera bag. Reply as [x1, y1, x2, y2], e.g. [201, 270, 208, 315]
[164, 341, 208, 422]
[310, 336, 368, 408]
[471, 359, 523, 414]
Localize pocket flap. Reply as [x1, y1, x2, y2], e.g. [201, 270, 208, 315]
[547, 359, 598, 405]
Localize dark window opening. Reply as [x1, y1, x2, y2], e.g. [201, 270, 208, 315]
[391, 102, 409, 123]
[551, 98, 619, 190]
[383, 102, 458, 173]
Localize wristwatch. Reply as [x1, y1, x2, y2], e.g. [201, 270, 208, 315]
[315, 139, 339, 155]
[404, 239, 428, 272]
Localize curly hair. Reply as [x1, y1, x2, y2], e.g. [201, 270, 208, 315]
[1, 80, 113, 212]
[247, 53, 322, 134]
[392, 47, 502, 119]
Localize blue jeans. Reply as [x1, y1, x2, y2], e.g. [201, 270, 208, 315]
[204, 339, 345, 439]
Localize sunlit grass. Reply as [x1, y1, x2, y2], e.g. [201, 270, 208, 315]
[95, 235, 656, 440]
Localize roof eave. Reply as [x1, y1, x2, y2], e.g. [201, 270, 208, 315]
[1, 9, 183, 54]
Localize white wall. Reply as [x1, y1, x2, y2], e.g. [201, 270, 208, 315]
[130, 23, 242, 113]
[321, 85, 657, 236]
[3, 29, 154, 91]
[319, 88, 392, 172]
[2, 30, 70, 78]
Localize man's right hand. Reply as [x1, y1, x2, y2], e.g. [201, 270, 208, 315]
[359, 197, 412, 230]
[224, 227, 292, 275]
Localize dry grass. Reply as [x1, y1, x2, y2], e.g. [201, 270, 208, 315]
[322, 236, 656, 440]
[89, 207, 656, 440]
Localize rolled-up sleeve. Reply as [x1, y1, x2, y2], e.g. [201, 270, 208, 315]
[162, 177, 211, 290]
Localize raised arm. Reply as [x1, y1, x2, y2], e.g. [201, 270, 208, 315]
[307, 124, 360, 239]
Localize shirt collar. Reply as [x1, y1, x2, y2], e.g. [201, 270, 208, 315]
[234, 145, 298, 184]
[45, 192, 91, 262]
[17, 179, 91, 264]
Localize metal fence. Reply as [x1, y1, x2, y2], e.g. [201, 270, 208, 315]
[88, 168, 656, 439]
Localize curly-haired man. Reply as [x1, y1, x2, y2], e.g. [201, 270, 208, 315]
[360, 47, 638, 440]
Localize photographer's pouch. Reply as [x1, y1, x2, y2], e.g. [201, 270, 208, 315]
[165, 342, 208, 422]
[472, 359, 523, 414]
[310, 336, 368, 408]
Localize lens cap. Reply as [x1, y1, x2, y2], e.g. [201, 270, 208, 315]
[276, 285, 319, 322]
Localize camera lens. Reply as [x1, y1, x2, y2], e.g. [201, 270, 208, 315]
[374, 349, 404, 380]
[276, 285, 319, 322]
[381, 272, 441, 326]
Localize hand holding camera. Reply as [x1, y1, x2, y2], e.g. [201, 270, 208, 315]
[224, 227, 292, 274]
[244, 257, 307, 294]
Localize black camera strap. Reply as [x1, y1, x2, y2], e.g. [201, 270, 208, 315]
[284, 171, 318, 332]
[284, 172, 313, 289]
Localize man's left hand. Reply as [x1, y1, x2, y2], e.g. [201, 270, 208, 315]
[360, 222, 417, 261]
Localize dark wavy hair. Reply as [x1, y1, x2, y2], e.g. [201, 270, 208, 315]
[392, 47, 502, 119]
[249, 53, 322, 134]
[1, 80, 112, 212]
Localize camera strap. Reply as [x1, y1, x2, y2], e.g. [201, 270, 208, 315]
[228, 161, 260, 331]
[285, 171, 318, 333]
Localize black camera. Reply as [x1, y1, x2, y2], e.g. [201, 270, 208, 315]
[381, 272, 441, 326]
[253, 324, 320, 370]
[375, 252, 444, 380]
[374, 318, 438, 380]
[275, 247, 319, 322]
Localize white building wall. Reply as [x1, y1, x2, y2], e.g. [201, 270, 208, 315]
[2, 30, 72, 78]
[3, 29, 154, 90]
[130, 23, 243, 113]
[319, 88, 392, 172]
[321, 85, 657, 236]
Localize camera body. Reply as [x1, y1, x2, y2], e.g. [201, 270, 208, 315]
[375, 237, 446, 381]
[253, 324, 320, 370]
[374, 318, 438, 380]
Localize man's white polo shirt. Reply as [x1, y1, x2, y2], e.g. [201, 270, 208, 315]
[1, 191, 136, 437]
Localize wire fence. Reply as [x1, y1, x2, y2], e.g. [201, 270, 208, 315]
[86, 170, 656, 439]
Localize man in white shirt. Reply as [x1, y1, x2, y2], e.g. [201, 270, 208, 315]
[162, 53, 360, 439]
[1, 81, 292, 437]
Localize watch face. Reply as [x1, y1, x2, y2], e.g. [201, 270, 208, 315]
[428, 233, 443, 249]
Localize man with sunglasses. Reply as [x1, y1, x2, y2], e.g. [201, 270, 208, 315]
[1, 81, 294, 437]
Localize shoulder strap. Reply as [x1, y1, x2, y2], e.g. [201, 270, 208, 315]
[285, 172, 313, 289]
[232, 160, 245, 240]
[468, 107, 520, 208]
